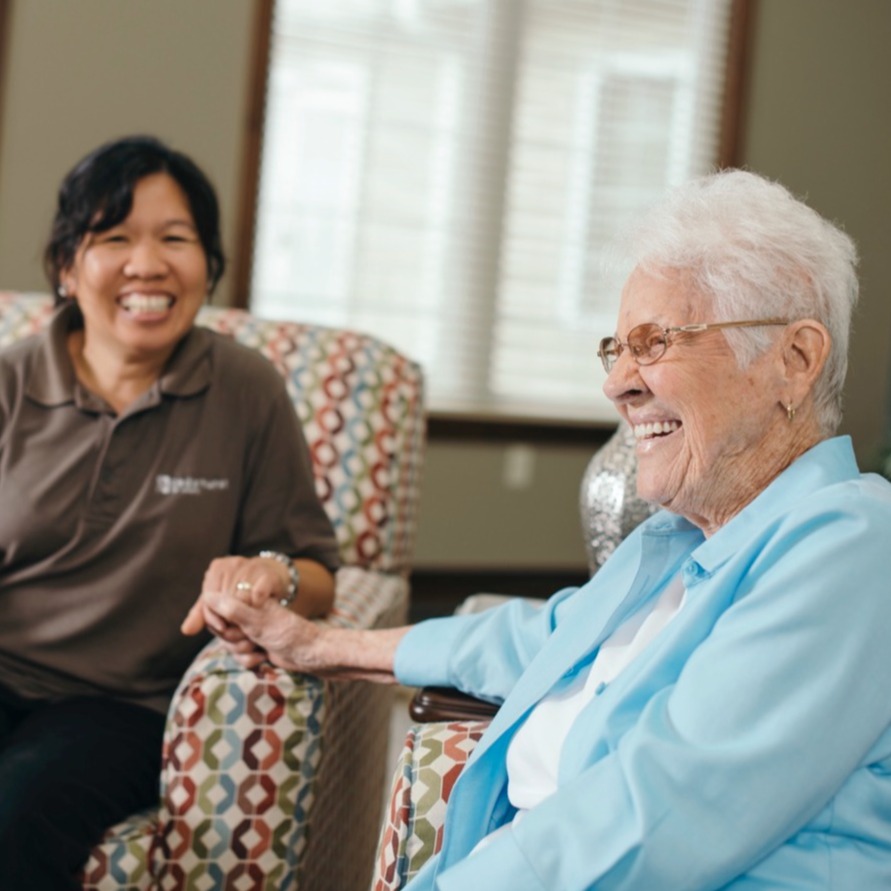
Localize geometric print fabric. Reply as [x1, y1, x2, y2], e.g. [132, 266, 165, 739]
[196, 306, 425, 577]
[151, 650, 327, 889]
[372, 720, 490, 891]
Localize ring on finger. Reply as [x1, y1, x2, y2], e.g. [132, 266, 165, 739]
[235, 581, 253, 592]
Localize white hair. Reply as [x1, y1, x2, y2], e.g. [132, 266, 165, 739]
[618, 169, 859, 434]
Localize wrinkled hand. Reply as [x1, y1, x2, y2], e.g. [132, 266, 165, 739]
[194, 587, 322, 672]
[181, 555, 291, 644]
[184, 570, 406, 681]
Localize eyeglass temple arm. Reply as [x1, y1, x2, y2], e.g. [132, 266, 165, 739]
[672, 318, 789, 334]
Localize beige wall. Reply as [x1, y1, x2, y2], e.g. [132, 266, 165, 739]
[415, 438, 599, 571]
[742, 0, 891, 475]
[1, 0, 889, 572]
[0, 0, 255, 307]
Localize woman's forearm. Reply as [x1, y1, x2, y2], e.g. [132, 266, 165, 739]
[197, 587, 410, 683]
[310, 625, 411, 682]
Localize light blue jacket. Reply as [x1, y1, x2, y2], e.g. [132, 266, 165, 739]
[395, 437, 891, 890]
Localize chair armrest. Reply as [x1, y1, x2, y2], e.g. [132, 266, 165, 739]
[374, 720, 490, 891]
[153, 565, 409, 889]
[409, 687, 499, 722]
[154, 640, 327, 886]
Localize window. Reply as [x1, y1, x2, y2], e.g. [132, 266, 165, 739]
[247, 0, 743, 423]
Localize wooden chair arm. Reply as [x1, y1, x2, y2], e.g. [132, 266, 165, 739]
[408, 686, 500, 722]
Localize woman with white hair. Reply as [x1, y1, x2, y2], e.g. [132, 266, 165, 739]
[195, 170, 891, 890]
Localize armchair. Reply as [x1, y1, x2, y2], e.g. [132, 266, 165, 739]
[372, 423, 652, 891]
[0, 292, 425, 891]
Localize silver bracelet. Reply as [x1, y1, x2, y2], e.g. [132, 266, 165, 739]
[259, 550, 300, 607]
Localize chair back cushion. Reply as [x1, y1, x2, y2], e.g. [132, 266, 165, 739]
[0, 293, 425, 572]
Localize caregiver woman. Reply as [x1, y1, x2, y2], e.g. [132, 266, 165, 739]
[0, 136, 339, 888]
[202, 170, 891, 890]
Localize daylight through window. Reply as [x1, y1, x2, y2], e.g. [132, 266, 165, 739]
[251, 0, 735, 422]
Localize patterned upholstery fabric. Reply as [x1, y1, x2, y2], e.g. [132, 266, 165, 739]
[373, 721, 491, 891]
[0, 293, 425, 891]
[192, 306, 424, 575]
[80, 810, 158, 891]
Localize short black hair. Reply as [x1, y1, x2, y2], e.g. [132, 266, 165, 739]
[44, 135, 226, 298]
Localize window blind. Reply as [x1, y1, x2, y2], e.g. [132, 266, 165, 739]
[251, 0, 734, 423]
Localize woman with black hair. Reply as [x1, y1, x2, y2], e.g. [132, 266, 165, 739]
[0, 135, 340, 888]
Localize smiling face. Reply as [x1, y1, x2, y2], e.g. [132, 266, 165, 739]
[60, 172, 208, 366]
[603, 267, 795, 534]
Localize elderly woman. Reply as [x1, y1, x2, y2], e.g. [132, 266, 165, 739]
[0, 136, 340, 888]
[200, 170, 891, 890]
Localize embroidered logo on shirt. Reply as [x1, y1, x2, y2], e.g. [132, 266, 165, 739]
[155, 475, 230, 496]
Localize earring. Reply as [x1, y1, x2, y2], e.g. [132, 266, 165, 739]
[786, 403, 796, 422]
[57, 284, 68, 298]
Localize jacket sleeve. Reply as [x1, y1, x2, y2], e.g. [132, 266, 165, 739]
[395, 586, 579, 702]
[433, 489, 891, 891]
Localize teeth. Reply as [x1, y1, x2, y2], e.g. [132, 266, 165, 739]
[120, 294, 172, 313]
[634, 420, 680, 440]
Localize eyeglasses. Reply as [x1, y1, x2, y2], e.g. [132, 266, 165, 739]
[597, 318, 789, 373]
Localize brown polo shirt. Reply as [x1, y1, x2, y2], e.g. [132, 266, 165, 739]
[0, 304, 339, 712]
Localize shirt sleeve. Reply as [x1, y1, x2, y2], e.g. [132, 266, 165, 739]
[433, 488, 891, 891]
[395, 587, 579, 700]
[233, 380, 341, 573]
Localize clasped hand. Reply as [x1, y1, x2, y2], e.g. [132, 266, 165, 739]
[180, 555, 317, 671]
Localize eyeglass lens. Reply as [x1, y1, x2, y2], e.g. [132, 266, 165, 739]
[598, 323, 667, 372]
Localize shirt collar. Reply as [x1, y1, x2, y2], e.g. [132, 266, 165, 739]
[25, 301, 213, 409]
[157, 325, 214, 398]
[24, 302, 79, 407]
